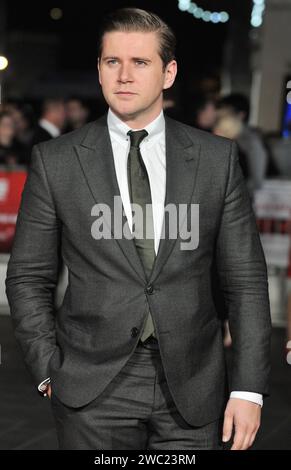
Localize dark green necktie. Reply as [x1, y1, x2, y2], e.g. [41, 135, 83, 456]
[127, 129, 156, 341]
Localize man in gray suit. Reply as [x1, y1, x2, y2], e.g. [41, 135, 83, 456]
[6, 8, 272, 450]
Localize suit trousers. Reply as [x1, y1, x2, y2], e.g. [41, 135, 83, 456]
[50, 336, 223, 450]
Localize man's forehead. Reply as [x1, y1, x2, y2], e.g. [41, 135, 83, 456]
[102, 30, 159, 54]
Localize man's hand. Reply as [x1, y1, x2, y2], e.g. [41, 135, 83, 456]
[222, 398, 261, 450]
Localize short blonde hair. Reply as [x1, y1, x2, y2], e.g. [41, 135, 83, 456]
[98, 7, 176, 70]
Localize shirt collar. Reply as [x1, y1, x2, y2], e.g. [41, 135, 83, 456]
[39, 119, 61, 138]
[107, 107, 165, 148]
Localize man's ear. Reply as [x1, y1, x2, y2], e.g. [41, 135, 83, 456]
[163, 60, 177, 91]
[97, 57, 102, 86]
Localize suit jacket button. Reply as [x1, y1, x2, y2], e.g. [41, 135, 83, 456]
[131, 327, 139, 337]
[145, 284, 154, 294]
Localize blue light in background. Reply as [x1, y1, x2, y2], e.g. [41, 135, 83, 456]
[282, 103, 291, 137]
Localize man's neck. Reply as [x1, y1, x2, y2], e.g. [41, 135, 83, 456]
[110, 106, 163, 130]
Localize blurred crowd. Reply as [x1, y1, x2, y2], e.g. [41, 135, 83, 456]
[0, 97, 90, 167]
[0, 92, 280, 198]
[165, 91, 281, 198]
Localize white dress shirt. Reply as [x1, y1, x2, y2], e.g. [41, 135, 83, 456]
[39, 107, 263, 407]
[39, 119, 61, 138]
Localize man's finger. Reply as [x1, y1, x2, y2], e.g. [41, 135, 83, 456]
[222, 413, 233, 442]
[241, 430, 253, 450]
[231, 427, 246, 450]
[248, 428, 259, 448]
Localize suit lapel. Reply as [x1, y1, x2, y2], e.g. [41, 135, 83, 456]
[74, 115, 147, 283]
[74, 114, 201, 285]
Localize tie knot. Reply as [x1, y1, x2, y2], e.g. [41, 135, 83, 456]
[127, 129, 148, 148]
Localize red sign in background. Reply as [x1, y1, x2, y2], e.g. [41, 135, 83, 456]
[0, 170, 27, 253]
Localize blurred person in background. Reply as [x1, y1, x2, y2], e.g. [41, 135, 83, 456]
[4, 102, 34, 143]
[162, 85, 185, 122]
[31, 98, 66, 148]
[4, 103, 35, 165]
[214, 93, 268, 196]
[0, 112, 22, 166]
[12, 105, 35, 147]
[65, 97, 89, 132]
[189, 93, 217, 132]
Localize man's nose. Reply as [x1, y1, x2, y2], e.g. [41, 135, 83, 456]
[118, 64, 133, 83]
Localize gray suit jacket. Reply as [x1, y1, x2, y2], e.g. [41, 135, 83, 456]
[5, 114, 272, 426]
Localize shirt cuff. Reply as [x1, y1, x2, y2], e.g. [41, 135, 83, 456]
[38, 377, 51, 393]
[230, 391, 263, 407]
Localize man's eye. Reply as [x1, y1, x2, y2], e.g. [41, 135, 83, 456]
[136, 60, 146, 66]
[107, 60, 118, 65]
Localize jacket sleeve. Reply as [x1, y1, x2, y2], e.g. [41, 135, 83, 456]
[215, 140, 272, 396]
[5, 144, 61, 386]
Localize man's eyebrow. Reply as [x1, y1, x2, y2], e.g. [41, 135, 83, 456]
[131, 57, 152, 62]
[102, 56, 152, 62]
[101, 56, 118, 61]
